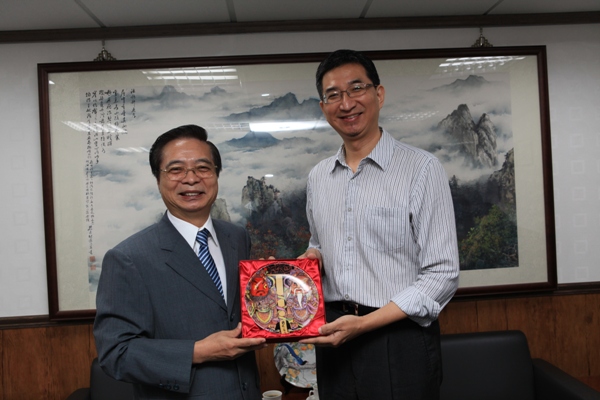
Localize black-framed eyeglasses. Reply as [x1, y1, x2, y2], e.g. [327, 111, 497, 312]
[160, 164, 215, 181]
[322, 83, 377, 104]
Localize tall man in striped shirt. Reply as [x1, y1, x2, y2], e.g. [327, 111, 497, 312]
[299, 49, 460, 399]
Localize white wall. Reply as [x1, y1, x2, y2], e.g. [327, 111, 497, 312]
[0, 24, 598, 318]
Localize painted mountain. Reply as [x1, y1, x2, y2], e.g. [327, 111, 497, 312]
[226, 92, 322, 121]
[240, 176, 309, 259]
[431, 74, 491, 93]
[219, 130, 313, 152]
[437, 104, 498, 169]
[449, 147, 518, 270]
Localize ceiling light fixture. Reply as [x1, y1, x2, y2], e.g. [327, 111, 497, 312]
[472, 28, 493, 48]
[94, 40, 117, 61]
[140, 67, 238, 83]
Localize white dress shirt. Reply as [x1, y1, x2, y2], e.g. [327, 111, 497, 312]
[167, 211, 228, 303]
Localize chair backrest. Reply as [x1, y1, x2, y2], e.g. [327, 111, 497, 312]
[90, 358, 135, 400]
[439, 330, 536, 400]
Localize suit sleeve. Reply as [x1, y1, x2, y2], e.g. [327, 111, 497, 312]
[94, 247, 195, 393]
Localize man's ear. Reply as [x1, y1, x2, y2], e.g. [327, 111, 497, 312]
[319, 100, 325, 115]
[376, 84, 385, 109]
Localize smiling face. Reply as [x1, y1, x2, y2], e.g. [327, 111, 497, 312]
[319, 63, 385, 147]
[157, 138, 218, 227]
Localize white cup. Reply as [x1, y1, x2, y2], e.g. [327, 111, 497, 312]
[262, 389, 283, 400]
[307, 383, 319, 399]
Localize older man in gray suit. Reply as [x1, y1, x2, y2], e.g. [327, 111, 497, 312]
[94, 125, 266, 399]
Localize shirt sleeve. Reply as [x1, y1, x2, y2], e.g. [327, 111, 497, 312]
[306, 171, 322, 253]
[391, 158, 460, 326]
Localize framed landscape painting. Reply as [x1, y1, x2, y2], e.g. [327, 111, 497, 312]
[38, 46, 556, 319]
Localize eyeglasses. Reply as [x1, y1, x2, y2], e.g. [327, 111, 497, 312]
[160, 164, 215, 181]
[322, 83, 377, 104]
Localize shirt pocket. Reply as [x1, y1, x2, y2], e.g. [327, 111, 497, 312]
[363, 207, 407, 253]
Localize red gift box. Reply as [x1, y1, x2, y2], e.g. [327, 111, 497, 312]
[239, 258, 325, 342]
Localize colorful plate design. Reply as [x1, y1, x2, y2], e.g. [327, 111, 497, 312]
[273, 342, 317, 388]
[244, 263, 320, 334]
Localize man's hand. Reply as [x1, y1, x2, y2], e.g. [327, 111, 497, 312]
[300, 303, 408, 348]
[193, 323, 267, 364]
[300, 315, 364, 348]
[297, 248, 323, 272]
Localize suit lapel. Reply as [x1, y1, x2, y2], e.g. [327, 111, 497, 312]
[157, 214, 227, 310]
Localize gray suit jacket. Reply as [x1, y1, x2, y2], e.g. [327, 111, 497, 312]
[94, 213, 261, 399]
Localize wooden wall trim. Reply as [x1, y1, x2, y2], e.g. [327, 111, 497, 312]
[0, 315, 90, 330]
[1, 11, 599, 44]
[2, 284, 599, 327]
[557, 282, 600, 295]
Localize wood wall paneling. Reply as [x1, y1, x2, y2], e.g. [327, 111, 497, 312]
[586, 294, 600, 377]
[438, 300, 478, 334]
[1, 325, 96, 400]
[2, 293, 600, 399]
[0, 330, 3, 397]
[552, 294, 590, 377]
[4, 328, 51, 399]
[256, 343, 282, 392]
[506, 296, 557, 362]
[47, 325, 95, 400]
[475, 299, 509, 332]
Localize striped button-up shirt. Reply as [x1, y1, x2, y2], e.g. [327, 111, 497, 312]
[306, 129, 459, 327]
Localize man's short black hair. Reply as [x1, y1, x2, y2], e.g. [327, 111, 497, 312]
[149, 124, 222, 179]
[315, 49, 380, 99]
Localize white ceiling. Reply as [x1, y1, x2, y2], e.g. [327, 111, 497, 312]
[1, 0, 600, 32]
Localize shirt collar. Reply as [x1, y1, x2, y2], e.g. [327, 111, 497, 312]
[167, 211, 219, 249]
[369, 128, 394, 170]
[330, 128, 394, 173]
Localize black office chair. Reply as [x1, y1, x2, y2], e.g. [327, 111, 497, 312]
[439, 330, 600, 400]
[67, 358, 134, 400]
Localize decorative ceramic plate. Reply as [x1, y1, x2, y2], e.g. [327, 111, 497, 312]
[244, 263, 320, 333]
[273, 342, 317, 388]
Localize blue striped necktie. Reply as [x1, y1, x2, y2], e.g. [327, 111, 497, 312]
[196, 228, 224, 300]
